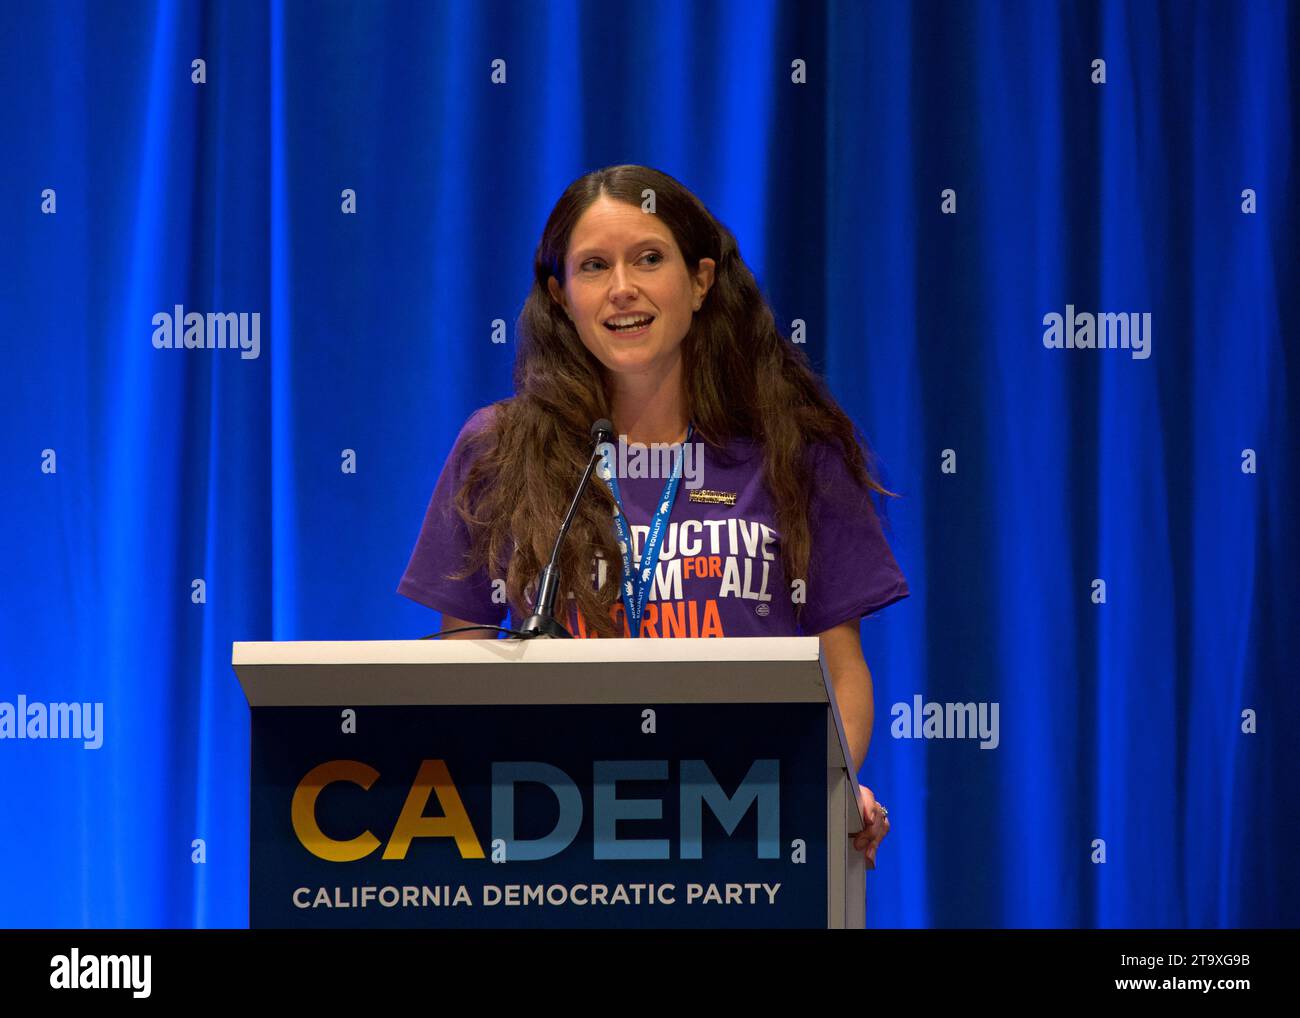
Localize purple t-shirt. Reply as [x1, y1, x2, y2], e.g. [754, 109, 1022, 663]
[398, 405, 910, 637]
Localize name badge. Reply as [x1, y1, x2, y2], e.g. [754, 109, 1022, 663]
[688, 489, 738, 507]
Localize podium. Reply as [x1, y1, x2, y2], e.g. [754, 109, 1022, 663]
[232, 637, 867, 928]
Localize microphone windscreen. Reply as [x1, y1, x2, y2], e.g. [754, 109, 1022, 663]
[590, 418, 614, 443]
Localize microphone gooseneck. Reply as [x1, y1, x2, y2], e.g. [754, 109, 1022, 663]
[515, 418, 615, 639]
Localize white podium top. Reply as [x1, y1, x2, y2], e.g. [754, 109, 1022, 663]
[231, 636, 829, 707]
[234, 636, 820, 666]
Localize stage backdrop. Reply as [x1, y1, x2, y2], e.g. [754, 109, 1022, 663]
[2, 0, 1296, 928]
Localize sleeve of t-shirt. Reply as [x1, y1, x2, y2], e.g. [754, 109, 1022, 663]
[797, 439, 911, 634]
[396, 406, 507, 626]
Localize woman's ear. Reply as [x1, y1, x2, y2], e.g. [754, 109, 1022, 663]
[547, 276, 570, 318]
[694, 257, 716, 307]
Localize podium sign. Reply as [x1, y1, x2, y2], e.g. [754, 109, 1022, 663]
[233, 638, 866, 929]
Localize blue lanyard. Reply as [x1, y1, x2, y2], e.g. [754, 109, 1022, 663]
[600, 422, 694, 637]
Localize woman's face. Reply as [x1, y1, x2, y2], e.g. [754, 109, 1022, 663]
[548, 195, 715, 384]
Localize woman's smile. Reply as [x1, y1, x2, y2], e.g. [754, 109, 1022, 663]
[603, 313, 656, 338]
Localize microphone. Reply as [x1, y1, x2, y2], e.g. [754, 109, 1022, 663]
[515, 418, 616, 639]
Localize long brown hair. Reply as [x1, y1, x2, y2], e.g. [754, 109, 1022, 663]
[451, 164, 898, 637]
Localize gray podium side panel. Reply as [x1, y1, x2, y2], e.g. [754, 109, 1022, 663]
[827, 710, 845, 928]
[826, 710, 867, 930]
[845, 788, 865, 928]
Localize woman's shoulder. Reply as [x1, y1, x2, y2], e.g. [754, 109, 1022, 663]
[441, 402, 511, 482]
[459, 400, 508, 438]
[449, 400, 517, 457]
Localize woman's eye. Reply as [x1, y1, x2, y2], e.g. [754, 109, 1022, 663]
[581, 252, 662, 272]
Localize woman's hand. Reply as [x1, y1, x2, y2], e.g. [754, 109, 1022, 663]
[852, 783, 890, 869]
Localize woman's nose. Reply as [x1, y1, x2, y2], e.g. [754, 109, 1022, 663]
[609, 262, 637, 297]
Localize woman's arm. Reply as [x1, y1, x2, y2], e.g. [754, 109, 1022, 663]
[817, 619, 874, 773]
[820, 619, 891, 867]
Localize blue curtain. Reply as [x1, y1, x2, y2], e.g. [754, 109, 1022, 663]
[1, 0, 1295, 928]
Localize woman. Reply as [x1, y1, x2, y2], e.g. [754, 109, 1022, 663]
[399, 165, 908, 870]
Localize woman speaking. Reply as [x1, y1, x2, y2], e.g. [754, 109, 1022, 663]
[399, 164, 909, 870]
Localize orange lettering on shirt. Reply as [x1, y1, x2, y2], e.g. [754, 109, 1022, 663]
[660, 601, 686, 638]
[570, 599, 726, 639]
[708, 556, 723, 578]
[701, 598, 724, 637]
